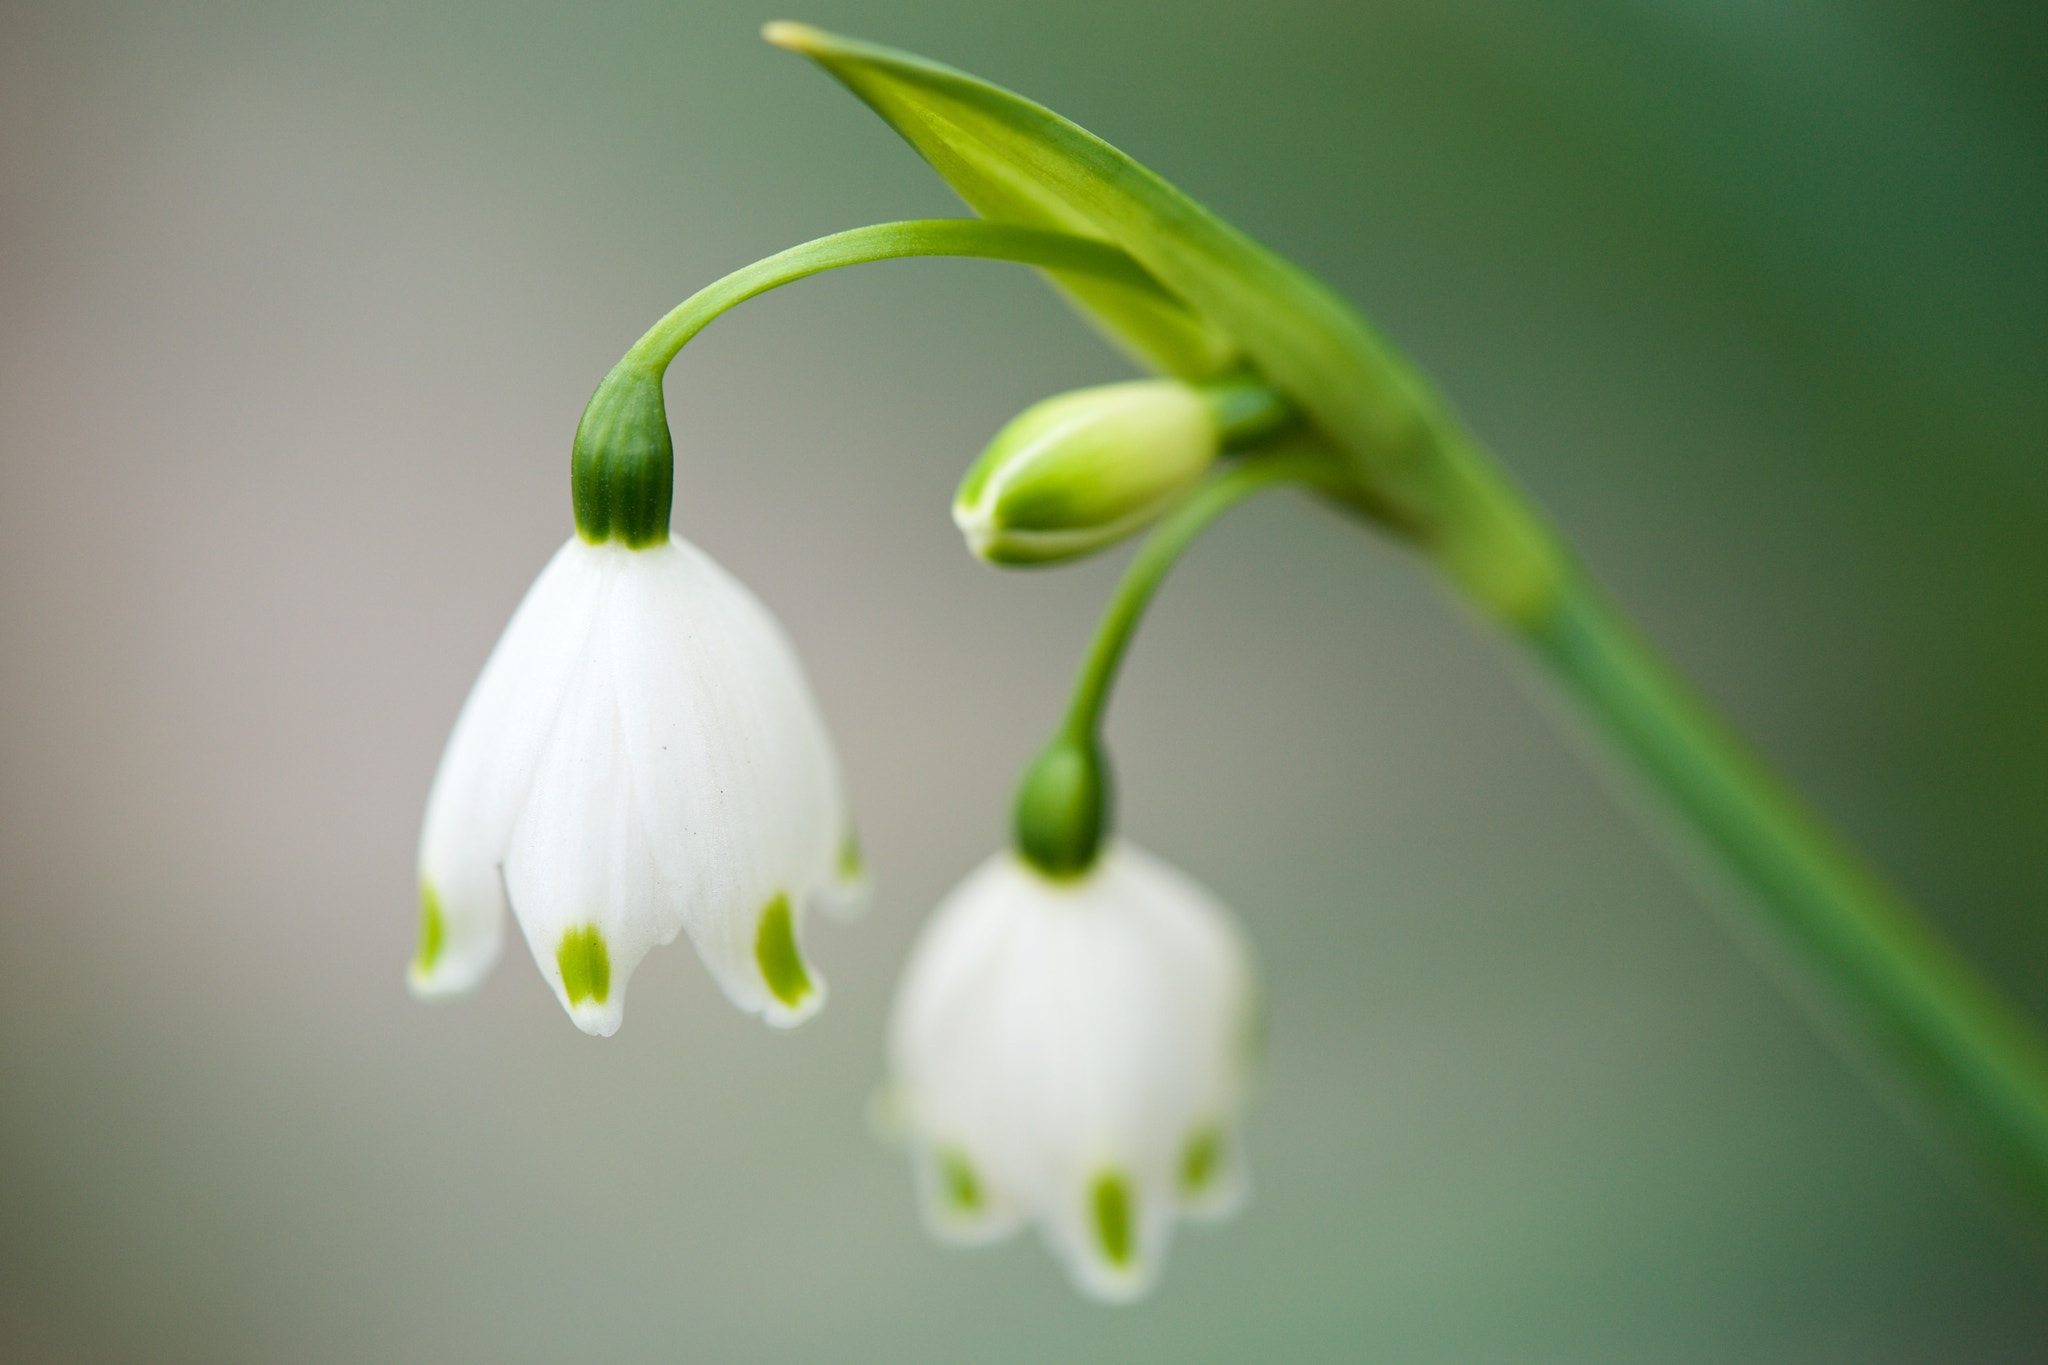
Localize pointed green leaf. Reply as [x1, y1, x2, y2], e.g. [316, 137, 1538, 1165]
[766, 24, 1233, 379]
[765, 23, 1563, 621]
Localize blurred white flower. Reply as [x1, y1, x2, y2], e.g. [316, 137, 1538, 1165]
[408, 534, 864, 1035]
[886, 841, 1257, 1302]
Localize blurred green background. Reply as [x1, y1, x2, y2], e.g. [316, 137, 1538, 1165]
[2, 0, 2044, 1360]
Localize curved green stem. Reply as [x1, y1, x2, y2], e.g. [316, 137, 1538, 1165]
[623, 219, 1182, 372]
[570, 220, 1183, 546]
[1014, 445, 1346, 876]
[1058, 447, 1344, 745]
[1528, 572, 2048, 1222]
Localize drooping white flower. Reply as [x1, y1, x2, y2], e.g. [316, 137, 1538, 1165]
[409, 534, 864, 1035]
[886, 840, 1257, 1302]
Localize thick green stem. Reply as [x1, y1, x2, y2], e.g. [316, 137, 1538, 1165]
[1527, 573, 2048, 1223]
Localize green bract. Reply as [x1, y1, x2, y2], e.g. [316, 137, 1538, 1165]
[765, 22, 1564, 623]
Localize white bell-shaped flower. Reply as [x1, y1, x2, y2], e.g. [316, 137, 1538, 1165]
[886, 840, 1257, 1302]
[409, 534, 864, 1035]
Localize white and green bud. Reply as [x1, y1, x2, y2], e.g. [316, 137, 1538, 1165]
[953, 377, 1289, 566]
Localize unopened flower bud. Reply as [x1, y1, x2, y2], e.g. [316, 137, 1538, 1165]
[953, 378, 1287, 565]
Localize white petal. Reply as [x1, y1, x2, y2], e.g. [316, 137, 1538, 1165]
[1100, 844, 1261, 1121]
[412, 539, 606, 998]
[500, 552, 674, 1037]
[605, 537, 847, 1027]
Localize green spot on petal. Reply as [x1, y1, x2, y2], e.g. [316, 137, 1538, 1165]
[838, 830, 864, 881]
[1091, 1172, 1134, 1267]
[1180, 1126, 1223, 1194]
[1236, 992, 1267, 1074]
[755, 893, 812, 1007]
[557, 925, 610, 1005]
[940, 1148, 982, 1212]
[414, 883, 445, 974]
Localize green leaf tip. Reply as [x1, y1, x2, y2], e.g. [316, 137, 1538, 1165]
[769, 24, 1566, 624]
[760, 20, 822, 52]
[763, 22, 1237, 381]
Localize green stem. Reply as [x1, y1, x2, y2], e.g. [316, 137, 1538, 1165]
[1528, 572, 2048, 1222]
[1059, 447, 1343, 745]
[1012, 445, 1347, 877]
[571, 219, 1184, 547]
[624, 219, 1181, 372]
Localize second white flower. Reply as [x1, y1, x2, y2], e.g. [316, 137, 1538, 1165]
[887, 840, 1258, 1302]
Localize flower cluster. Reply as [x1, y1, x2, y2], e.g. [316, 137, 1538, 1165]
[409, 26, 1298, 1305]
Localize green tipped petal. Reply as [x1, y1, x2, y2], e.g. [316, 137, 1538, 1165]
[557, 925, 611, 1005]
[413, 883, 446, 975]
[755, 893, 814, 1008]
[940, 1148, 983, 1213]
[1090, 1172, 1134, 1267]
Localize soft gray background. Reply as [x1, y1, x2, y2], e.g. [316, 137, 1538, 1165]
[2, 1, 2045, 1360]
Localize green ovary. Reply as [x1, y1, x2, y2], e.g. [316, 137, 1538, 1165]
[414, 883, 446, 974]
[557, 926, 611, 1005]
[1091, 1173, 1134, 1267]
[755, 893, 812, 1006]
